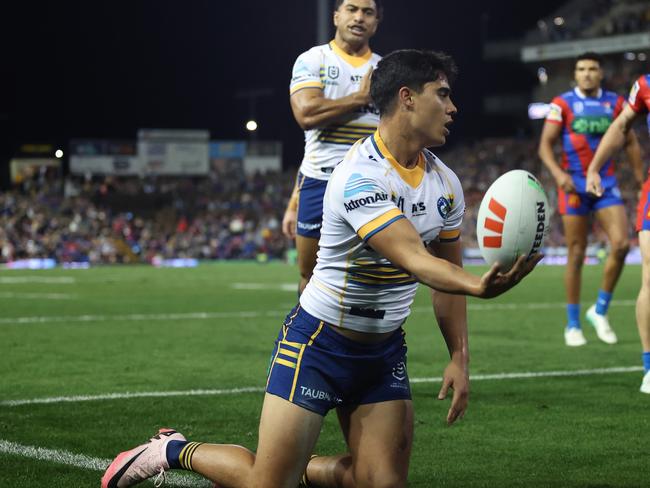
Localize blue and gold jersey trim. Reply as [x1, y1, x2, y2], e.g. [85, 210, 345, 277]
[357, 208, 404, 242]
[347, 260, 416, 288]
[371, 131, 425, 188]
[438, 229, 461, 242]
[317, 123, 377, 146]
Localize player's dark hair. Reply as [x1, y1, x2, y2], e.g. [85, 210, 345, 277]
[334, 0, 383, 21]
[370, 49, 458, 116]
[575, 51, 603, 67]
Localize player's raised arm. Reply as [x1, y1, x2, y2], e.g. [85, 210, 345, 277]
[290, 72, 372, 130]
[586, 104, 643, 196]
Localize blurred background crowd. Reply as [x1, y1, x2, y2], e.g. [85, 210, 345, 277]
[2, 129, 647, 265]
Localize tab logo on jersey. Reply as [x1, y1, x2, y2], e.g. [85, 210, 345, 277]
[571, 116, 611, 135]
[483, 197, 507, 248]
[412, 202, 427, 216]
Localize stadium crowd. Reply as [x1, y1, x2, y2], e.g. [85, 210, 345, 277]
[531, 0, 650, 43]
[2, 130, 647, 265]
[1, 168, 292, 264]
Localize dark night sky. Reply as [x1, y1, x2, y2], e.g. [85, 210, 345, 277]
[5, 0, 568, 169]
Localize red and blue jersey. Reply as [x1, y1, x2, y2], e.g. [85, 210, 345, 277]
[628, 74, 650, 135]
[628, 74, 650, 114]
[546, 87, 625, 189]
[628, 74, 650, 231]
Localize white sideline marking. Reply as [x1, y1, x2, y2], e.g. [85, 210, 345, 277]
[231, 282, 297, 292]
[0, 439, 210, 487]
[0, 311, 279, 325]
[1, 387, 265, 407]
[2, 366, 642, 408]
[0, 299, 636, 326]
[410, 366, 644, 383]
[0, 292, 74, 300]
[0, 276, 75, 284]
[411, 299, 636, 313]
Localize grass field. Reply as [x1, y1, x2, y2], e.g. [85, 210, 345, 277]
[0, 262, 648, 487]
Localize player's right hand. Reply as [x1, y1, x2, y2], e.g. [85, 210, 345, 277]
[477, 254, 543, 299]
[282, 208, 297, 239]
[555, 171, 577, 193]
[356, 67, 373, 105]
[586, 171, 603, 197]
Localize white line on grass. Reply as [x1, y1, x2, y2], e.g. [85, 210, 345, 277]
[0, 292, 74, 300]
[410, 365, 644, 383]
[2, 366, 642, 408]
[0, 299, 636, 326]
[231, 282, 297, 291]
[412, 299, 637, 313]
[0, 276, 76, 284]
[0, 310, 280, 325]
[1, 387, 266, 407]
[0, 439, 210, 487]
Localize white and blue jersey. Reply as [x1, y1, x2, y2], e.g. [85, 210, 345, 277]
[299, 130, 465, 333]
[290, 41, 381, 179]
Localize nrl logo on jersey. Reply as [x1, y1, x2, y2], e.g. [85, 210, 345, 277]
[328, 66, 339, 79]
[572, 101, 584, 114]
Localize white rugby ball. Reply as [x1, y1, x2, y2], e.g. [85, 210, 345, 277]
[476, 170, 549, 271]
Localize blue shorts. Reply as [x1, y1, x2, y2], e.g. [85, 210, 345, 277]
[558, 185, 624, 216]
[296, 173, 328, 238]
[266, 305, 411, 416]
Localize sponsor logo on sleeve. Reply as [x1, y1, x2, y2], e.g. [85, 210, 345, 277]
[343, 173, 389, 212]
[344, 173, 377, 197]
[546, 103, 562, 122]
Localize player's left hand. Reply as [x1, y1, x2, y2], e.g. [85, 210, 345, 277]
[282, 208, 297, 239]
[438, 358, 469, 425]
